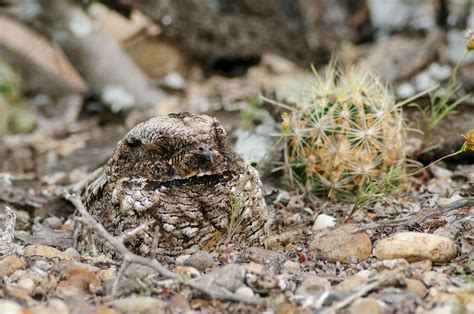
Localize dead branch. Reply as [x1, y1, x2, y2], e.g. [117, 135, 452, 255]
[355, 197, 474, 232]
[65, 193, 263, 305]
[324, 273, 402, 313]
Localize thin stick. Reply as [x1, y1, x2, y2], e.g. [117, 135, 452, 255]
[324, 273, 400, 313]
[355, 197, 474, 232]
[65, 193, 263, 305]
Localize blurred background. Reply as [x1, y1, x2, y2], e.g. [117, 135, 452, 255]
[0, 0, 473, 177]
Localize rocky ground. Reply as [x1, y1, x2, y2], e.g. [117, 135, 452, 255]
[0, 104, 473, 313]
[0, 1, 473, 313]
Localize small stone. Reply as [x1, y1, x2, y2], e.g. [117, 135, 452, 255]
[0, 255, 25, 277]
[56, 267, 102, 296]
[43, 217, 62, 229]
[282, 260, 301, 275]
[29, 305, 63, 314]
[240, 262, 264, 274]
[124, 264, 157, 278]
[336, 270, 372, 292]
[183, 250, 215, 271]
[173, 266, 200, 278]
[374, 259, 409, 272]
[48, 299, 69, 314]
[107, 296, 165, 314]
[34, 260, 52, 271]
[349, 297, 385, 314]
[410, 260, 432, 270]
[404, 278, 427, 297]
[295, 274, 330, 295]
[374, 232, 456, 263]
[194, 264, 244, 292]
[312, 214, 337, 230]
[17, 277, 35, 292]
[98, 268, 116, 281]
[428, 301, 464, 314]
[92, 305, 118, 314]
[64, 248, 80, 259]
[309, 225, 372, 263]
[0, 300, 24, 314]
[422, 271, 451, 287]
[175, 254, 191, 265]
[239, 247, 286, 264]
[23, 245, 68, 260]
[235, 286, 254, 299]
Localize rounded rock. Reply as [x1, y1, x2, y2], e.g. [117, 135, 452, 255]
[374, 232, 456, 263]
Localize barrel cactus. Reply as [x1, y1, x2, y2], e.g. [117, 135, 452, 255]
[283, 65, 406, 200]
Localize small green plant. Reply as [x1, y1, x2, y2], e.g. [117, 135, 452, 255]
[452, 262, 474, 286]
[343, 165, 402, 223]
[415, 29, 473, 152]
[241, 95, 266, 130]
[228, 196, 246, 236]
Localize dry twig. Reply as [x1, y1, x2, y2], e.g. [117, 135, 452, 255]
[65, 193, 263, 305]
[355, 197, 474, 232]
[323, 273, 402, 313]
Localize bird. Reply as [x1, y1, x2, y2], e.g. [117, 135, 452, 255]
[74, 113, 270, 260]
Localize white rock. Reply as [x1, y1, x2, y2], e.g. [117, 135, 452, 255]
[235, 286, 254, 299]
[312, 214, 337, 230]
[0, 300, 23, 314]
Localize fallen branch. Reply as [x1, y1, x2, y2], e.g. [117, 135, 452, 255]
[323, 272, 401, 313]
[65, 193, 263, 305]
[355, 197, 474, 232]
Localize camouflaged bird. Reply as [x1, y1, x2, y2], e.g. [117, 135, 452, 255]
[74, 113, 270, 260]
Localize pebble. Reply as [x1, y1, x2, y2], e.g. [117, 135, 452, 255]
[240, 262, 264, 274]
[312, 214, 337, 230]
[235, 286, 254, 299]
[173, 266, 200, 278]
[410, 260, 432, 270]
[17, 277, 35, 293]
[282, 260, 301, 275]
[374, 232, 456, 263]
[175, 254, 191, 265]
[349, 297, 385, 314]
[23, 245, 69, 260]
[336, 270, 372, 292]
[107, 296, 164, 314]
[98, 268, 116, 281]
[295, 274, 330, 295]
[0, 255, 25, 277]
[124, 264, 157, 278]
[374, 259, 409, 271]
[309, 225, 372, 262]
[56, 267, 102, 296]
[48, 299, 70, 314]
[239, 247, 286, 264]
[194, 264, 244, 292]
[43, 217, 63, 229]
[92, 305, 119, 314]
[182, 250, 215, 271]
[0, 300, 23, 314]
[64, 248, 81, 259]
[29, 305, 63, 314]
[404, 278, 427, 297]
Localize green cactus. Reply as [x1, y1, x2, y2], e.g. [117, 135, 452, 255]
[283, 64, 406, 200]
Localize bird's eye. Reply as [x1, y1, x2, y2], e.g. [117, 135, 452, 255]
[198, 146, 204, 151]
[126, 137, 142, 148]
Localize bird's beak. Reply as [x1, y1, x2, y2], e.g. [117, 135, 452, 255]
[196, 148, 213, 163]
